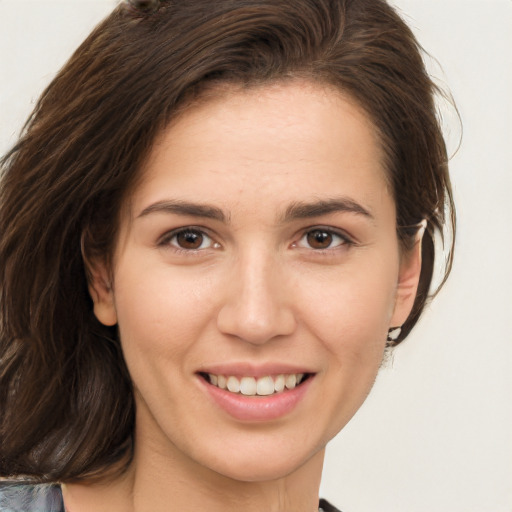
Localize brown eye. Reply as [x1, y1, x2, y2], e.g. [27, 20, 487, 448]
[306, 230, 333, 249]
[296, 228, 351, 251]
[175, 230, 204, 249]
[162, 228, 219, 252]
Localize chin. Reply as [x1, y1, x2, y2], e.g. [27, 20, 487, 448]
[209, 454, 313, 483]
[229, 458, 299, 482]
[188, 430, 328, 484]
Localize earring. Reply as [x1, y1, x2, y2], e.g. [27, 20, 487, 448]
[416, 219, 427, 241]
[386, 326, 402, 346]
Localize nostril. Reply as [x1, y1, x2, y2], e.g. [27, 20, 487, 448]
[216, 299, 297, 346]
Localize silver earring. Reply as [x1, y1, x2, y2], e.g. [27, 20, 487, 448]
[386, 326, 402, 346]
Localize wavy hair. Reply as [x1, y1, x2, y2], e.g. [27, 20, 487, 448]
[0, 0, 455, 481]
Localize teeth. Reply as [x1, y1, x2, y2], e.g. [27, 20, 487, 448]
[256, 376, 274, 396]
[285, 374, 297, 389]
[274, 374, 285, 392]
[226, 376, 240, 393]
[240, 377, 256, 396]
[216, 374, 227, 389]
[206, 373, 307, 396]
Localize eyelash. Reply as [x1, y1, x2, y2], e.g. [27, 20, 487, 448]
[157, 226, 355, 254]
[293, 227, 355, 253]
[158, 227, 219, 253]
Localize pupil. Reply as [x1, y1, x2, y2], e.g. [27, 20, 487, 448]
[307, 230, 332, 249]
[177, 231, 202, 249]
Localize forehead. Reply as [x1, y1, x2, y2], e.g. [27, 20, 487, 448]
[129, 80, 391, 223]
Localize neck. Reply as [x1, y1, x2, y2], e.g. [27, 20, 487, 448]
[62, 436, 324, 512]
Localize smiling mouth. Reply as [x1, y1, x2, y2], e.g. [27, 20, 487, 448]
[199, 372, 312, 397]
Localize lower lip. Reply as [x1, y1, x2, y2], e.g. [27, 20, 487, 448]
[199, 376, 314, 422]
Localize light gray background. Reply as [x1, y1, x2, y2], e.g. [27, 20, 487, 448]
[1, 1, 511, 511]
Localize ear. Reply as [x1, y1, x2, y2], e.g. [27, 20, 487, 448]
[390, 223, 426, 327]
[87, 263, 118, 326]
[82, 245, 118, 326]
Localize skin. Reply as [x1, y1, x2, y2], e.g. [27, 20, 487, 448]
[64, 81, 422, 512]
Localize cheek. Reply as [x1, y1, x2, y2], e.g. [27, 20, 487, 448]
[111, 259, 219, 375]
[296, 263, 397, 439]
[298, 260, 398, 351]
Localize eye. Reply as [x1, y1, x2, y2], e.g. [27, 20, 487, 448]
[296, 228, 351, 250]
[161, 228, 218, 251]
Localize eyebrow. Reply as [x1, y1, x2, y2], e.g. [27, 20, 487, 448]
[279, 197, 374, 223]
[136, 196, 373, 224]
[137, 200, 228, 223]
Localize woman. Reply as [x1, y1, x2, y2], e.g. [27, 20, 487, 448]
[0, 0, 455, 510]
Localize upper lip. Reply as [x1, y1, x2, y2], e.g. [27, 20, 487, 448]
[196, 362, 315, 378]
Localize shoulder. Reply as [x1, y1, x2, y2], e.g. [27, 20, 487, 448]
[319, 497, 343, 512]
[0, 482, 64, 512]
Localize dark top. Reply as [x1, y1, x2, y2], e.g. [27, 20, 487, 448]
[0, 483, 341, 511]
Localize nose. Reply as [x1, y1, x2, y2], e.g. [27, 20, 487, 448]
[216, 248, 297, 345]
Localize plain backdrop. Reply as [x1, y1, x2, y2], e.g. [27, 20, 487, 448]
[1, 1, 511, 511]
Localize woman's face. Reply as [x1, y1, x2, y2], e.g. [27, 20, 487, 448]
[91, 81, 420, 482]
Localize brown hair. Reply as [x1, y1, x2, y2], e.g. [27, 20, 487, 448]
[0, 0, 455, 482]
